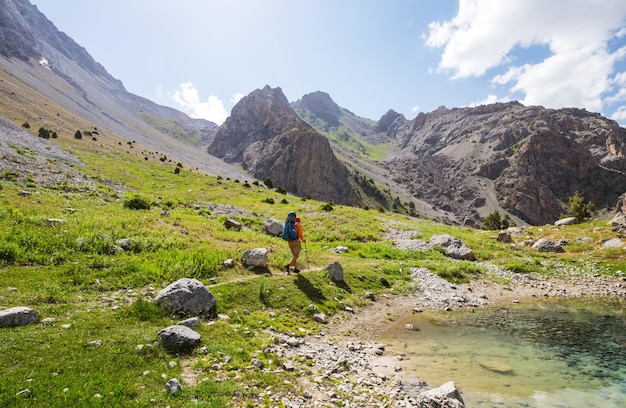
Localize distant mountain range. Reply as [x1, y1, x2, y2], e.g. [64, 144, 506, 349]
[2, 0, 626, 226]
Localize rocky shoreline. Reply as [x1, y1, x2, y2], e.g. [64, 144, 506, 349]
[267, 266, 625, 407]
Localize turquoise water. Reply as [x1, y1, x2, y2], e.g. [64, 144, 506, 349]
[379, 298, 625, 407]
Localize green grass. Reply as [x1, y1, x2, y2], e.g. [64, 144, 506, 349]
[1, 131, 625, 406]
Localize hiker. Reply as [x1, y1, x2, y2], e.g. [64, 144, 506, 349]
[283, 213, 305, 274]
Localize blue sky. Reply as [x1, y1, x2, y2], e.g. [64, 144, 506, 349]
[32, 0, 626, 126]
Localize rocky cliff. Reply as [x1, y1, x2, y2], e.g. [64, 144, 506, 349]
[383, 102, 626, 225]
[208, 86, 360, 205]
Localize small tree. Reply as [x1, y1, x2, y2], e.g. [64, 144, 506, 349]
[263, 178, 274, 188]
[482, 210, 515, 230]
[74, 130, 82, 140]
[38, 127, 50, 139]
[566, 191, 595, 221]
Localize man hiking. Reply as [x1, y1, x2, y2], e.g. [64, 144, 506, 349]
[282, 213, 306, 274]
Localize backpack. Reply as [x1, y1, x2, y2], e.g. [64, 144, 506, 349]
[282, 212, 297, 240]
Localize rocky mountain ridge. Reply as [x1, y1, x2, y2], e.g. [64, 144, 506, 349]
[208, 86, 360, 205]
[2, 0, 626, 226]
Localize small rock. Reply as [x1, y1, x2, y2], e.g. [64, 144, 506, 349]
[165, 378, 182, 393]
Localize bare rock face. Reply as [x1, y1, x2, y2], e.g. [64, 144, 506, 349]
[374, 109, 406, 134]
[611, 192, 626, 237]
[208, 86, 359, 205]
[384, 102, 626, 225]
[291, 91, 341, 126]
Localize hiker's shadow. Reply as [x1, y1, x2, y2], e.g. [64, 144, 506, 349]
[294, 273, 352, 302]
[334, 279, 352, 293]
[294, 273, 327, 302]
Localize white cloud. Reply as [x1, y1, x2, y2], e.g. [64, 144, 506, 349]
[230, 93, 245, 105]
[611, 105, 626, 121]
[469, 94, 510, 107]
[169, 82, 229, 125]
[426, 0, 626, 114]
[411, 104, 421, 113]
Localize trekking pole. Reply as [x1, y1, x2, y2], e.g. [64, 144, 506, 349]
[304, 241, 309, 268]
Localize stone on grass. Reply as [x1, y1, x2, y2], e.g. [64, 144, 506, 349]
[429, 234, 476, 261]
[497, 231, 512, 243]
[532, 238, 565, 253]
[263, 219, 283, 236]
[602, 237, 624, 249]
[555, 217, 578, 226]
[241, 248, 268, 268]
[154, 278, 216, 317]
[158, 325, 201, 354]
[0, 307, 39, 328]
[325, 261, 344, 282]
[224, 219, 242, 230]
[165, 378, 182, 394]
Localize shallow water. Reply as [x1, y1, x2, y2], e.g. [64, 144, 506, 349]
[379, 298, 625, 407]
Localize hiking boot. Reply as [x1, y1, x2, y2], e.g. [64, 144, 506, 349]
[285, 265, 291, 274]
[294, 269, 301, 274]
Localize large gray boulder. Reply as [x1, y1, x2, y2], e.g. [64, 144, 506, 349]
[263, 219, 283, 236]
[325, 261, 344, 282]
[429, 234, 476, 261]
[154, 278, 216, 316]
[415, 381, 465, 408]
[532, 238, 565, 253]
[0, 307, 39, 328]
[241, 248, 268, 268]
[158, 325, 201, 354]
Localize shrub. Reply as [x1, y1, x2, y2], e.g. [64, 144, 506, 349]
[74, 130, 82, 139]
[482, 210, 515, 230]
[263, 178, 274, 188]
[321, 201, 334, 211]
[262, 198, 275, 204]
[275, 186, 286, 194]
[565, 191, 596, 221]
[0, 242, 19, 265]
[21, 122, 30, 129]
[38, 127, 50, 139]
[174, 167, 181, 174]
[123, 194, 152, 210]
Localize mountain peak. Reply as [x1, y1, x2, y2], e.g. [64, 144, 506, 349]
[292, 91, 341, 126]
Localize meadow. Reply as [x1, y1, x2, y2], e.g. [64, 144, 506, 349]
[0, 132, 624, 407]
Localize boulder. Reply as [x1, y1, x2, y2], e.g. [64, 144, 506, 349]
[224, 219, 242, 230]
[497, 231, 512, 243]
[165, 378, 182, 394]
[154, 278, 216, 316]
[158, 325, 201, 354]
[428, 234, 461, 248]
[429, 234, 476, 261]
[241, 248, 268, 268]
[116, 238, 136, 251]
[263, 219, 283, 236]
[0, 307, 39, 328]
[554, 216, 578, 226]
[602, 237, 624, 249]
[415, 381, 465, 408]
[532, 238, 565, 253]
[445, 245, 476, 261]
[325, 261, 344, 282]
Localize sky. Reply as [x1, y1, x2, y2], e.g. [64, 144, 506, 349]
[31, 0, 626, 126]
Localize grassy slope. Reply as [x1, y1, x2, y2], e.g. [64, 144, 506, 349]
[1, 121, 625, 407]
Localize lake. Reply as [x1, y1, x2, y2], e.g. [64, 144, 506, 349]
[379, 298, 625, 407]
